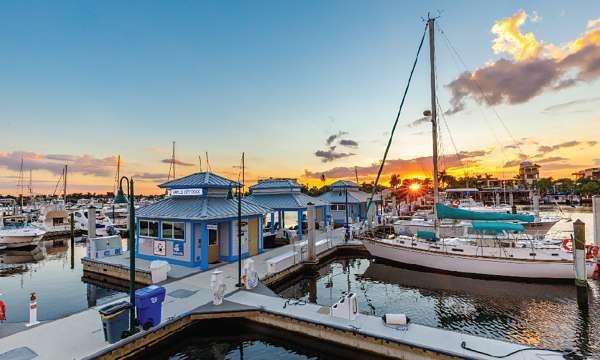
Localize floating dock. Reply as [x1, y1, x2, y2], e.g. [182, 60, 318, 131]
[0, 227, 568, 359]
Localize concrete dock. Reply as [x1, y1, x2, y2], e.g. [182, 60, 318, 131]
[0, 227, 567, 359]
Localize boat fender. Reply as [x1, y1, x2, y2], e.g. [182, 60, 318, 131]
[382, 313, 409, 325]
[561, 239, 573, 252]
[586, 245, 598, 260]
[0, 299, 5, 321]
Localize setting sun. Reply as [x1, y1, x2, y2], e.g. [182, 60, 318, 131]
[409, 183, 421, 191]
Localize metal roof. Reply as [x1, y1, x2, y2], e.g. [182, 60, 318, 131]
[329, 180, 360, 189]
[246, 193, 327, 210]
[136, 196, 270, 220]
[319, 189, 379, 204]
[158, 172, 241, 189]
[250, 179, 302, 190]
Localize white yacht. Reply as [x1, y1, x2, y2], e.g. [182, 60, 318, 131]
[72, 208, 118, 237]
[0, 216, 46, 249]
[32, 199, 70, 235]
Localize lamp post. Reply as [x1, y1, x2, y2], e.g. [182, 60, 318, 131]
[344, 184, 349, 242]
[114, 176, 136, 335]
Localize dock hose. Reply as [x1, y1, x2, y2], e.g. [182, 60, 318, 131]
[461, 341, 574, 358]
[283, 298, 307, 309]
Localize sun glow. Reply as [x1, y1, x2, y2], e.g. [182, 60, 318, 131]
[409, 183, 421, 192]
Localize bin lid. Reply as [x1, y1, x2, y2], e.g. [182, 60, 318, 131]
[99, 301, 131, 316]
[135, 285, 166, 298]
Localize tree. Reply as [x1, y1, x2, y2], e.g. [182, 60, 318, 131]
[390, 174, 400, 189]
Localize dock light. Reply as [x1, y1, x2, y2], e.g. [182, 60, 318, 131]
[115, 176, 137, 336]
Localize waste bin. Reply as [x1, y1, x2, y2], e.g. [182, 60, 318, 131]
[99, 301, 131, 343]
[135, 285, 166, 330]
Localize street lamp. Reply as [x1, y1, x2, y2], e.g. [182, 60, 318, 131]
[114, 176, 137, 335]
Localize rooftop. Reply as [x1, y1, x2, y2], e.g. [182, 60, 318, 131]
[246, 192, 328, 210]
[137, 196, 270, 220]
[158, 172, 241, 190]
[329, 180, 360, 189]
[250, 179, 303, 191]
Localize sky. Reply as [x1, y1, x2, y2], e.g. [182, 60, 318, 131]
[1, 0, 600, 195]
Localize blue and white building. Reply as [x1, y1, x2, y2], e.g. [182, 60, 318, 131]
[135, 172, 271, 270]
[246, 179, 328, 241]
[318, 180, 381, 224]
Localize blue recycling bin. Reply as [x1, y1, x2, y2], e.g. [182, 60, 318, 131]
[135, 285, 166, 330]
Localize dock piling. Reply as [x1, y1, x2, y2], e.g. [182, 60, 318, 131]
[306, 203, 317, 265]
[70, 212, 75, 269]
[593, 196, 600, 279]
[573, 219, 588, 309]
[87, 205, 96, 239]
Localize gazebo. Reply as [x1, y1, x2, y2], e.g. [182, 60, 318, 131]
[318, 180, 381, 225]
[135, 172, 271, 270]
[246, 179, 328, 241]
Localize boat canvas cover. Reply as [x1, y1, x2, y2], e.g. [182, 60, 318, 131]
[471, 222, 525, 233]
[436, 203, 534, 223]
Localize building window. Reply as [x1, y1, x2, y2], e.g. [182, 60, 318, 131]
[331, 204, 346, 211]
[162, 222, 185, 240]
[139, 220, 159, 237]
[208, 228, 218, 245]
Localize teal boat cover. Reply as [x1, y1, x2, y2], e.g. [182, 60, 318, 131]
[416, 230, 438, 241]
[436, 203, 534, 223]
[471, 222, 525, 232]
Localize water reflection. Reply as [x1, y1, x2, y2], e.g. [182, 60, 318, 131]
[276, 258, 600, 357]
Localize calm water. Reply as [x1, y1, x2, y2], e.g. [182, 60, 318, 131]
[276, 258, 600, 358]
[0, 237, 125, 322]
[132, 319, 382, 360]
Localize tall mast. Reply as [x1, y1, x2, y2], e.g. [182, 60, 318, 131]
[428, 16, 440, 238]
[114, 155, 121, 194]
[172, 141, 176, 179]
[63, 164, 68, 202]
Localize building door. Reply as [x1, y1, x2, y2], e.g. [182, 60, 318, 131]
[248, 217, 258, 255]
[207, 224, 219, 263]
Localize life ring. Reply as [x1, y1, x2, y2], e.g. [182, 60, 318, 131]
[0, 299, 5, 321]
[586, 245, 599, 260]
[561, 239, 572, 252]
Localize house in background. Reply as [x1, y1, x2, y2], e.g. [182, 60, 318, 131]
[318, 180, 381, 225]
[246, 179, 328, 241]
[135, 172, 270, 270]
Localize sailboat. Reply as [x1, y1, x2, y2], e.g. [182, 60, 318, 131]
[361, 17, 596, 281]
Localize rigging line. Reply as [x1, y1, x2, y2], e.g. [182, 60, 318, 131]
[437, 97, 470, 180]
[437, 24, 522, 154]
[363, 23, 428, 225]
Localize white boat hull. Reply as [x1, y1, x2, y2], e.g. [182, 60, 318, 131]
[394, 219, 559, 238]
[362, 238, 596, 280]
[0, 229, 46, 248]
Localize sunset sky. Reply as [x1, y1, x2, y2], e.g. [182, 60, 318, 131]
[1, 1, 600, 195]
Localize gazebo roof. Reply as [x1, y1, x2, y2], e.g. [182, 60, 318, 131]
[137, 196, 270, 220]
[246, 193, 328, 210]
[329, 180, 360, 190]
[159, 172, 241, 190]
[250, 179, 303, 191]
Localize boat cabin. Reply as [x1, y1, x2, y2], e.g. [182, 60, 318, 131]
[136, 172, 271, 270]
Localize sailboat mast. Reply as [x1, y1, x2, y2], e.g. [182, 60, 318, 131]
[63, 164, 68, 202]
[428, 16, 440, 237]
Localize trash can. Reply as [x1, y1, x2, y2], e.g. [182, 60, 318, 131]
[135, 285, 166, 330]
[99, 301, 131, 343]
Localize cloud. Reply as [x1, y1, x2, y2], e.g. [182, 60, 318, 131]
[503, 137, 537, 149]
[542, 96, 600, 113]
[594, 159, 600, 165]
[305, 149, 488, 179]
[535, 156, 569, 164]
[325, 131, 348, 146]
[537, 140, 597, 154]
[314, 148, 355, 163]
[446, 11, 600, 114]
[339, 139, 359, 148]
[315, 131, 359, 162]
[0, 151, 117, 177]
[161, 158, 194, 167]
[133, 172, 168, 182]
[407, 116, 430, 127]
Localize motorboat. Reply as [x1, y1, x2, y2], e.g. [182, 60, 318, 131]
[72, 208, 118, 237]
[0, 219, 46, 249]
[32, 199, 70, 235]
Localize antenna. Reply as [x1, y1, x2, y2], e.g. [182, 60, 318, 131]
[355, 166, 359, 183]
[205, 152, 212, 172]
[167, 141, 176, 181]
[198, 155, 202, 172]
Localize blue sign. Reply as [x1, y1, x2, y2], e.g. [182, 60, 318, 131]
[172, 241, 185, 256]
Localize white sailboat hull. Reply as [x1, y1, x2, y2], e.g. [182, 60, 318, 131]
[362, 238, 596, 280]
[0, 228, 46, 248]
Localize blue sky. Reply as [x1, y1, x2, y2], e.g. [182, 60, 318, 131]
[1, 1, 600, 194]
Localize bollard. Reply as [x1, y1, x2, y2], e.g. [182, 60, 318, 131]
[70, 212, 75, 269]
[210, 270, 226, 306]
[532, 194, 540, 221]
[26, 292, 40, 327]
[242, 259, 258, 289]
[306, 203, 317, 264]
[593, 196, 600, 279]
[573, 219, 588, 309]
[87, 205, 96, 239]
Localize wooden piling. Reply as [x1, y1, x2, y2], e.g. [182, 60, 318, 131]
[573, 219, 588, 309]
[70, 212, 75, 269]
[593, 196, 600, 279]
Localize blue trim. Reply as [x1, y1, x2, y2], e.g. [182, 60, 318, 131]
[137, 253, 195, 267]
[200, 222, 208, 270]
[270, 212, 275, 233]
[297, 209, 303, 240]
[228, 221, 233, 259]
[258, 215, 264, 254]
